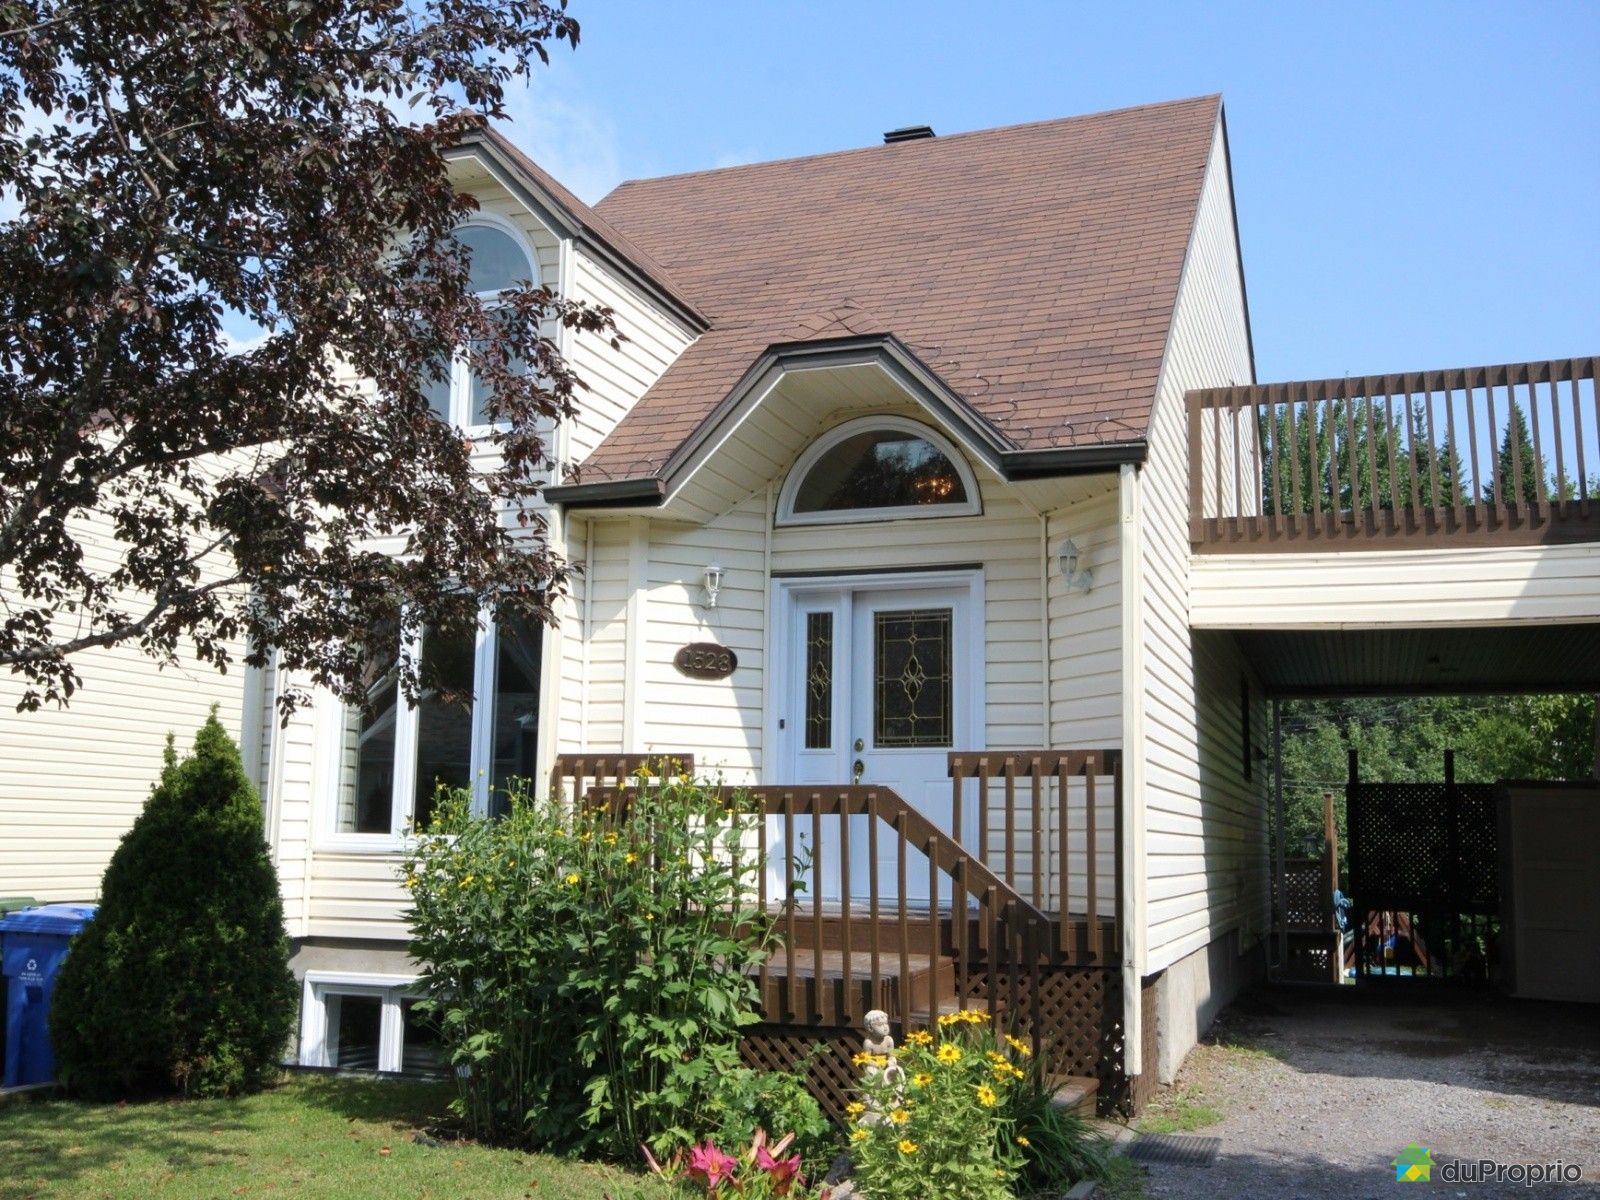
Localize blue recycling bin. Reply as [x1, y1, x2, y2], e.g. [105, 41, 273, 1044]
[1, 904, 97, 1087]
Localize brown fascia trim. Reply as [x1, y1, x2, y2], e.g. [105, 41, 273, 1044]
[443, 136, 710, 335]
[542, 476, 667, 508]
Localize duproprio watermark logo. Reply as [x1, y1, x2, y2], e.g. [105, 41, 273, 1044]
[1393, 1144, 1432, 1182]
[1392, 1145, 1585, 1187]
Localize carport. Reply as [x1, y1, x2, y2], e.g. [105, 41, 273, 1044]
[1245, 622, 1600, 1004]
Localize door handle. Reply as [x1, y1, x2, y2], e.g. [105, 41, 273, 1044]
[853, 759, 865, 784]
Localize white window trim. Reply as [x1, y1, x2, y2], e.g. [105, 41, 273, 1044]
[299, 971, 425, 1073]
[435, 212, 541, 437]
[314, 609, 514, 853]
[774, 414, 983, 527]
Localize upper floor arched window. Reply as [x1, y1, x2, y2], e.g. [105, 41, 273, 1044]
[776, 416, 981, 526]
[423, 215, 539, 429]
[456, 221, 535, 296]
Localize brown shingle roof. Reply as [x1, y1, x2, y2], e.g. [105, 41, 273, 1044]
[580, 95, 1223, 482]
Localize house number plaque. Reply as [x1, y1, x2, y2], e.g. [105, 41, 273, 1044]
[673, 642, 737, 680]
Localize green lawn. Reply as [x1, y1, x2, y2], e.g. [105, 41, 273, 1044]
[0, 1075, 674, 1200]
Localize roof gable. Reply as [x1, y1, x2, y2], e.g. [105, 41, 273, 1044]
[572, 95, 1224, 485]
[446, 127, 708, 331]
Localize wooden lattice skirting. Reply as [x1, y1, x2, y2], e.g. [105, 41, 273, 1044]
[741, 966, 1158, 1119]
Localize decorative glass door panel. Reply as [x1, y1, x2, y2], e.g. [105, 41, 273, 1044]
[770, 578, 979, 909]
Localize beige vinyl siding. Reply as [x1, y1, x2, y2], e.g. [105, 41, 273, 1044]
[269, 667, 319, 932]
[638, 495, 769, 780]
[306, 852, 409, 941]
[563, 246, 697, 467]
[1037, 487, 1123, 919]
[1047, 487, 1123, 748]
[1137, 118, 1266, 974]
[0, 505, 249, 905]
[1190, 542, 1600, 628]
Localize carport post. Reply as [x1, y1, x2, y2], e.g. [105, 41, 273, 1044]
[1273, 699, 1286, 975]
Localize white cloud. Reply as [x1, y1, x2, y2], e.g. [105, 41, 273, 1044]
[496, 68, 625, 204]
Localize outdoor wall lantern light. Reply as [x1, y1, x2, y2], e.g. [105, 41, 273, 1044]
[1058, 539, 1092, 594]
[702, 562, 725, 609]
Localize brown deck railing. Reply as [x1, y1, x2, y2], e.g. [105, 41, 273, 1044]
[1188, 356, 1600, 550]
[559, 751, 1123, 1046]
[948, 749, 1121, 962]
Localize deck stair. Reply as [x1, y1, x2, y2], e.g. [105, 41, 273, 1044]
[552, 751, 1126, 1119]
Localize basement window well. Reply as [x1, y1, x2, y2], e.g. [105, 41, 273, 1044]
[299, 974, 447, 1079]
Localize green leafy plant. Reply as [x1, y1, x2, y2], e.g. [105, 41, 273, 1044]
[844, 1012, 1025, 1200]
[1002, 1053, 1111, 1194]
[50, 711, 296, 1098]
[404, 772, 776, 1157]
[704, 1061, 839, 1181]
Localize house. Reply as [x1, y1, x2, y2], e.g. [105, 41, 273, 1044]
[12, 93, 1597, 1107]
[270, 95, 1260, 1101]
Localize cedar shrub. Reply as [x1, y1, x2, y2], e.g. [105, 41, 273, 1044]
[50, 710, 295, 1098]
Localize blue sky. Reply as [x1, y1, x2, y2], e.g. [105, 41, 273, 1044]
[493, 0, 1597, 384]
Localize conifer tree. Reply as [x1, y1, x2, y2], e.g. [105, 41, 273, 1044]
[50, 711, 294, 1098]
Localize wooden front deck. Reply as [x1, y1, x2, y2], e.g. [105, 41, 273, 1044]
[1189, 355, 1600, 551]
[554, 750, 1139, 1116]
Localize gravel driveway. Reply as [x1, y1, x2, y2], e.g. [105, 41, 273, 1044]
[1131, 986, 1600, 1199]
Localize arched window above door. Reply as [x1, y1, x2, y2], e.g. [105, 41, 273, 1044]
[776, 416, 981, 525]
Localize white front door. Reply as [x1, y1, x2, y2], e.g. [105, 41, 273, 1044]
[770, 573, 982, 905]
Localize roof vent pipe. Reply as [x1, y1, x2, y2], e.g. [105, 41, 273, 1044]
[883, 125, 935, 144]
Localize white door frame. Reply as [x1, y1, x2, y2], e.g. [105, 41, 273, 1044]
[766, 568, 987, 791]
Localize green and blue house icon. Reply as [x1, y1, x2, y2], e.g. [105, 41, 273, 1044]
[1392, 1143, 1433, 1182]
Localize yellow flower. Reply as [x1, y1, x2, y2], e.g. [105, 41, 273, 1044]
[850, 1128, 869, 1143]
[889, 1109, 909, 1125]
[852, 1052, 889, 1069]
[577, 831, 592, 843]
[897, 1139, 918, 1155]
[992, 1062, 1022, 1082]
[976, 1084, 997, 1107]
[911, 1072, 933, 1088]
[938, 1013, 960, 1027]
[403, 876, 417, 889]
[564, 872, 581, 886]
[1005, 1035, 1033, 1057]
[644, 912, 654, 921]
[603, 832, 619, 846]
[625, 852, 638, 865]
[634, 765, 656, 780]
[962, 1010, 985, 1025]
[845, 1101, 866, 1118]
[1016, 1135, 1031, 1147]
[936, 1043, 962, 1065]
[906, 1030, 934, 1047]
[459, 874, 474, 888]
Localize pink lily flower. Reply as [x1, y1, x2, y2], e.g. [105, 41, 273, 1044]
[755, 1143, 803, 1194]
[687, 1141, 739, 1192]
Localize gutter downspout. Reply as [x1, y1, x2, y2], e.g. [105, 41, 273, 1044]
[1118, 462, 1148, 1078]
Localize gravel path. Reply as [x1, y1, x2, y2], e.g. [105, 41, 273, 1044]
[1131, 987, 1600, 1199]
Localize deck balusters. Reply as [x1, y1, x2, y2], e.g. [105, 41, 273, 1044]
[1189, 357, 1600, 548]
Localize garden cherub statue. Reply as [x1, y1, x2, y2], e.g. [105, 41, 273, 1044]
[859, 1009, 905, 1089]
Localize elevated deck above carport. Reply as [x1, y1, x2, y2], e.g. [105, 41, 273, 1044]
[1187, 356, 1600, 647]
